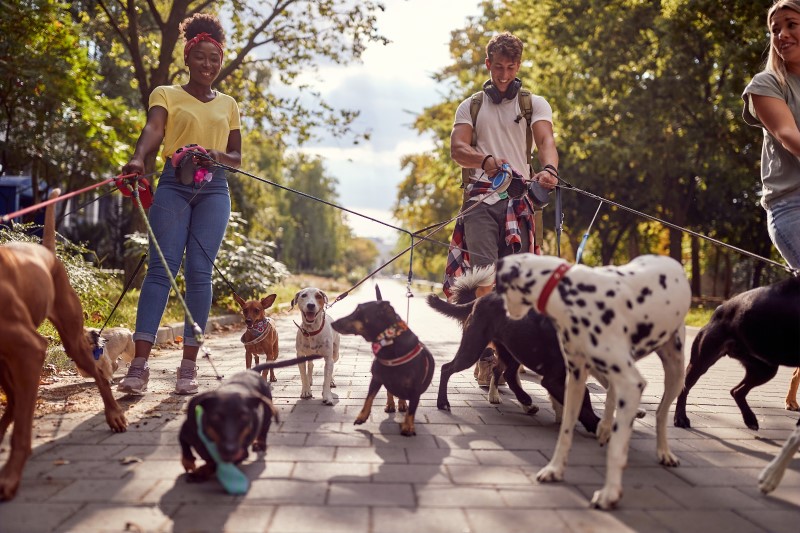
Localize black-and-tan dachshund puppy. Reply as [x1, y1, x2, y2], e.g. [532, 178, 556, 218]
[331, 287, 434, 436]
[179, 355, 321, 482]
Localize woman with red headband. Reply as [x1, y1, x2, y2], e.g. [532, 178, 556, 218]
[118, 13, 241, 396]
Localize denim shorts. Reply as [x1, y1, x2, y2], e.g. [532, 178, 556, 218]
[767, 187, 800, 269]
[133, 161, 231, 346]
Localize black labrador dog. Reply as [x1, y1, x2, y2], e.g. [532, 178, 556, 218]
[331, 287, 435, 436]
[675, 276, 800, 430]
[427, 269, 601, 434]
[179, 355, 321, 481]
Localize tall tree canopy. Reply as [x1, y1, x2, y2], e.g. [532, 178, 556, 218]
[395, 0, 778, 294]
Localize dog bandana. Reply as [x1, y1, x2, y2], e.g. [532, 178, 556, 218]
[242, 317, 274, 346]
[371, 321, 409, 352]
[443, 167, 538, 298]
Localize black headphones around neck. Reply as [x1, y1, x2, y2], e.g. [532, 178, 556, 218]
[483, 78, 522, 104]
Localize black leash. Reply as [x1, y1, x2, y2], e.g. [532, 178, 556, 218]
[98, 253, 147, 334]
[555, 175, 797, 275]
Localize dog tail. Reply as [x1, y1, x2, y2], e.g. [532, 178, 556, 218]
[426, 293, 473, 324]
[250, 354, 322, 373]
[449, 266, 494, 304]
[43, 188, 61, 252]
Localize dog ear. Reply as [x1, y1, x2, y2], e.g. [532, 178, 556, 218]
[250, 393, 280, 424]
[290, 291, 301, 310]
[261, 294, 277, 309]
[319, 290, 329, 306]
[375, 285, 383, 301]
[233, 293, 246, 308]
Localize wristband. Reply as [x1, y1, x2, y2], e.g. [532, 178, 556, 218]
[481, 154, 493, 171]
[543, 164, 559, 177]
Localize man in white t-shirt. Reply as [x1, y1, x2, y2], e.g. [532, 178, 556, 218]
[449, 32, 559, 299]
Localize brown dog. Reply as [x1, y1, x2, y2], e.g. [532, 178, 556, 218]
[234, 294, 280, 382]
[0, 190, 127, 500]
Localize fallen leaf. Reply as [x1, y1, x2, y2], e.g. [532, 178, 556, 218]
[52, 459, 70, 466]
[120, 456, 143, 465]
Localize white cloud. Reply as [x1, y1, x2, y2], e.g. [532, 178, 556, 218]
[291, 0, 482, 242]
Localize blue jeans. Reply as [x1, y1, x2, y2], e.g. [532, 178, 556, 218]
[767, 187, 800, 269]
[133, 162, 231, 346]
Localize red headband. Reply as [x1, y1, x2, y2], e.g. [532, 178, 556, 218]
[183, 32, 224, 61]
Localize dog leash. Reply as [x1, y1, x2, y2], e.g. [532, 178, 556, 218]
[552, 175, 797, 276]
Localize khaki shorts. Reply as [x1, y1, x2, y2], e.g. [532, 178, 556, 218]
[462, 199, 531, 270]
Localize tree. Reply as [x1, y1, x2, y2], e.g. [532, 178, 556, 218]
[0, 0, 135, 210]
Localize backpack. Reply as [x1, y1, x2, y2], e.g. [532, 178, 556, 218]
[460, 88, 544, 247]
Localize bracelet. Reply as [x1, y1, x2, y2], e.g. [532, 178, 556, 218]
[481, 154, 493, 170]
[542, 164, 559, 177]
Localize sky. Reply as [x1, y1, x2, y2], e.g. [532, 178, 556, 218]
[293, 0, 483, 242]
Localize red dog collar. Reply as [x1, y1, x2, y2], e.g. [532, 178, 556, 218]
[374, 342, 424, 366]
[536, 263, 572, 314]
[295, 313, 326, 337]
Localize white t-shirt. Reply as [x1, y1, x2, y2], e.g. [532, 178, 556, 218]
[454, 91, 553, 204]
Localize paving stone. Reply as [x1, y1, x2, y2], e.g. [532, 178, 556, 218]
[271, 504, 368, 533]
[167, 503, 275, 533]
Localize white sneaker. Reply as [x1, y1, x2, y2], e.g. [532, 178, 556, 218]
[118, 357, 150, 395]
[175, 360, 198, 395]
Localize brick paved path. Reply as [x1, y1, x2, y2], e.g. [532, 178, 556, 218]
[1, 279, 798, 532]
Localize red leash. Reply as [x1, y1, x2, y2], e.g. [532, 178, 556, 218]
[1, 173, 152, 223]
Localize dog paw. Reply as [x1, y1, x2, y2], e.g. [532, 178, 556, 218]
[535, 464, 564, 483]
[786, 402, 799, 412]
[322, 397, 334, 406]
[300, 391, 313, 399]
[488, 390, 502, 404]
[597, 421, 612, 445]
[330, 379, 336, 388]
[398, 399, 408, 412]
[354, 417, 368, 425]
[590, 486, 621, 510]
[522, 403, 539, 415]
[744, 417, 760, 431]
[384, 404, 396, 413]
[635, 407, 646, 419]
[673, 412, 691, 428]
[657, 449, 680, 467]
[181, 457, 196, 473]
[758, 468, 780, 494]
[252, 440, 267, 453]
[270, 376, 277, 383]
[437, 400, 451, 411]
[106, 410, 128, 433]
[0, 475, 21, 501]
[400, 424, 416, 437]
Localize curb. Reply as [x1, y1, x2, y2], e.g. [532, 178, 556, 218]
[154, 314, 243, 345]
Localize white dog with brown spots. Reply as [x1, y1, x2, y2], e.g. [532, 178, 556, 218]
[495, 253, 690, 510]
[292, 287, 340, 405]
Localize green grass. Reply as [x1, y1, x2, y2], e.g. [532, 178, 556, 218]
[686, 306, 714, 328]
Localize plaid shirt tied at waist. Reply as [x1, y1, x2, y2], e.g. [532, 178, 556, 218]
[443, 168, 540, 298]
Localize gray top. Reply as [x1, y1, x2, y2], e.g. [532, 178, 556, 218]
[742, 71, 800, 208]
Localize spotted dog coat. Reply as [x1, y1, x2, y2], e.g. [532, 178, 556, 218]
[496, 253, 690, 510]
[292, 288, 340, 405]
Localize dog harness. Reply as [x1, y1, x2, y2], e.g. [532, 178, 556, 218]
[371, 321, 425, 366]
[536, 262, 572, 314]
[295, 312, 326, 337]
[242, 317, 274, 346]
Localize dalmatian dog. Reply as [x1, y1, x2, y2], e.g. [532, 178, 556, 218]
[292, 287, 340, 405]
[495, 253, 691, 510]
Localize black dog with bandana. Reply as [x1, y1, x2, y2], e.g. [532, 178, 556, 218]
[331, 287, 435, 436]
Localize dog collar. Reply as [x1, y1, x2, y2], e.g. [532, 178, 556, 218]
[537, 263, 572, 314]
[295, 313, 326, 337]
[371, 321, 409, 350]
[375, 342, 424, 366]
[243, 318, 272, 346]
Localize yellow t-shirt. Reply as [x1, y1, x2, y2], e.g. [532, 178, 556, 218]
[149, 85, 241, 160]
